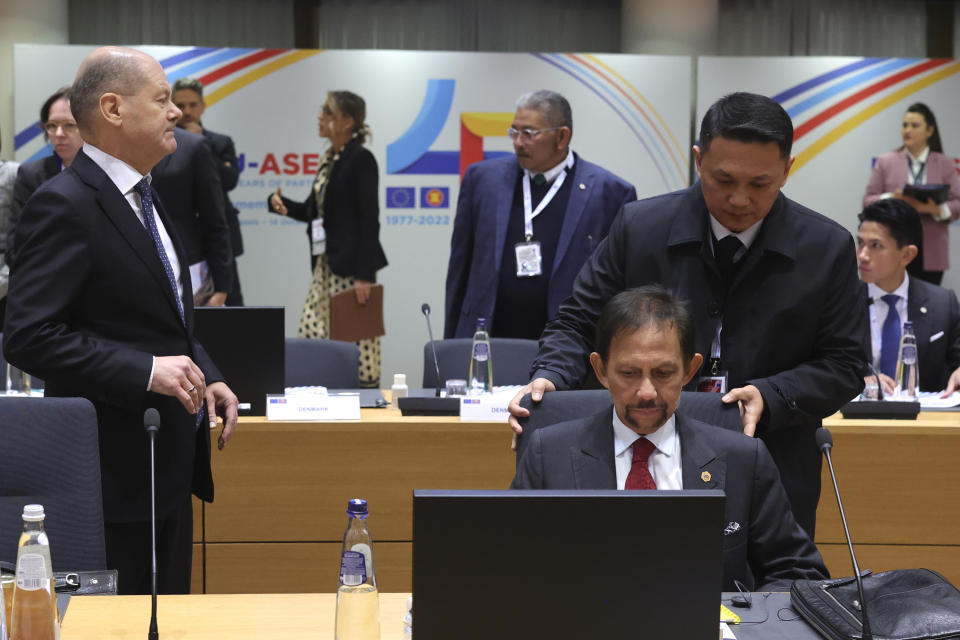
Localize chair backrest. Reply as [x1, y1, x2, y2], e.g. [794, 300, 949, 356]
[422, 338, 540, 388]
[284, 337, 360, 388]
[0, 397, 106, 571]
[515, 390, 743, 466]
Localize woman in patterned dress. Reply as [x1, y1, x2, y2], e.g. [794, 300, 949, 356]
[268, 91, 388, 387]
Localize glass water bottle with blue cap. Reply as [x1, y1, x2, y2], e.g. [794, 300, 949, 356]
[335, 498, 379, 640]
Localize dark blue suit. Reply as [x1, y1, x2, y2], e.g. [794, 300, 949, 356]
[511, 406, 828, 591]
[444, 153, 636, 338]
[862, 277, 960, 391]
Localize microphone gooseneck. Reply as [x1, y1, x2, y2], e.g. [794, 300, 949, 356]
[816, 427, 872, 640]
[422, 303, 443, 397]
[144, 409, 161, 640]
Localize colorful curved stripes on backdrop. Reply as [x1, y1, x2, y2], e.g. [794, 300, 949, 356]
[15, 47, 320, 163]
[533, 53, 688, 192]
[776, 57, 960, 173]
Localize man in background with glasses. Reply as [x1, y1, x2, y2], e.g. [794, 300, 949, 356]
[9, 87, 84, 266]
[445, 90, 635, 339]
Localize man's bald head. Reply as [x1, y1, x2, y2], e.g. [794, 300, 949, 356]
[71, 47, 149, 134]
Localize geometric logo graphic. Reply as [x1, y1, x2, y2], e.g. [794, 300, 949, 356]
[386, 79, 513, 180]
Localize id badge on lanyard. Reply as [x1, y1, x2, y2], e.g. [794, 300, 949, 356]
[311, 218, 326, 256]
[697, 322, 728, 393]
[515, 169, 567, 278]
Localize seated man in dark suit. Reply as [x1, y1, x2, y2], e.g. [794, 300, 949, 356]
[856, 199, 960, 395]
[512, 286, 828, 591]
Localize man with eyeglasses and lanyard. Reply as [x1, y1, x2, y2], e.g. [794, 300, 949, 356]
[445, 90, 636, 339]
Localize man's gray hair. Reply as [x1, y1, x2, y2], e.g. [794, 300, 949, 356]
[515, 90, 573, 132]
[71, 52, 143, 131]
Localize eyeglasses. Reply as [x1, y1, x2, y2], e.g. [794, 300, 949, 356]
[507, 126, 562, 141]
[43, 121, 78, 135]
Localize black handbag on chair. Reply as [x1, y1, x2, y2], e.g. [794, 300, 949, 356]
[791, 568, 960, 640]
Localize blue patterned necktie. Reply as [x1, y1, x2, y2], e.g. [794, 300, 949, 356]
[134, 178, 184, 324]
[879, 294, 901, 378]
[134, 179, 205, 429]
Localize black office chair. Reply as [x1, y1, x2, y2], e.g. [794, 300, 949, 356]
[285, 337, 360, 388]
[515, 390, 743, 465]
[0, 397, 107, 571]
[422, 338, 540, 388]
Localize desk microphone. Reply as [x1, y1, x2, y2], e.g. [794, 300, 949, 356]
[421, 303, 442, 397]
[816, 427, 872, 640]
[144, 408, 161, 640]
[395, 305, 460, 415]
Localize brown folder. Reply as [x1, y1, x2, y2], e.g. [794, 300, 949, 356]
[329, 284, 385, 342]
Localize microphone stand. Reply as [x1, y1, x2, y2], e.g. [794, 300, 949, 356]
[818, 428, 872, 640]
[421, 303, 443, 397]
[144, 409, 161, 640]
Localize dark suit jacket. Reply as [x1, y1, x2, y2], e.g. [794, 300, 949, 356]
[3, 149, 223, 523]
[444, 153, 636, 338]
[151, 128, 232, 292]
[862, 277, 960, 390]
[202, 128, 243, 256]
[8, 155, 61, 263]
[276, 138, 387, 281]
[532, 183, 867, 538]
[511, 407, 829, 591]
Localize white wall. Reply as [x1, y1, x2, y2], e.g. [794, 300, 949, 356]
[0, 0, 68, 160]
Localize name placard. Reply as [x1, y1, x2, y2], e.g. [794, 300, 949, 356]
[459, 387, 520, 422]
[266, 393, 361, 421]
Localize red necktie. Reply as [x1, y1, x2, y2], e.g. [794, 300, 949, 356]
[625, 438, 657, 490]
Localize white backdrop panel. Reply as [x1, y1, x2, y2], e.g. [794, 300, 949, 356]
[15, 45, 693, 386]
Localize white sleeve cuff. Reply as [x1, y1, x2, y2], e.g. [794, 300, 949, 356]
[147, 356, 156, 391]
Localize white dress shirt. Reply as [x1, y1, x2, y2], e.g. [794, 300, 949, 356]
[83, 143, 183, 390]
[612, 408, 683, 490]
[867, 274, 910, 371]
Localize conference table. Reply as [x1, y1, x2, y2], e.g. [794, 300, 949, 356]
[190, 398, 960, 594]
[59, 592, 821, 639]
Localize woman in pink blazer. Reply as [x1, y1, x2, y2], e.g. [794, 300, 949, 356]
[864, 103, 960, 285]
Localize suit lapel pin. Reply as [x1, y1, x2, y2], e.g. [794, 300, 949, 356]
[579, 183, 586, 190]
[920, 306, 928, 314]
[701, 470, 712, 483]
[723, 521, 741, 535]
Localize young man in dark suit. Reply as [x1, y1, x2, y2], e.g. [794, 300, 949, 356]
[510, 92, 868, 539]
[3, 46, 239, 594]
[172, 77, 245, 305]
[512, 286, 828, 591]
[445, 90, 636, 339]
[856, 198, 960, 395]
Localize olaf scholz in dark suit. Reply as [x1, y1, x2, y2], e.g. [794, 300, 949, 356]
[3, 46, 238, 595]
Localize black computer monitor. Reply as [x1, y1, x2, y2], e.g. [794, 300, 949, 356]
[193, 306, 285, 415]
[413, 489, 725, 640]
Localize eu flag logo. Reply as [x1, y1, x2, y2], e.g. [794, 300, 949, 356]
[420, 187, 449, 208]
[386, 187, 416, 208]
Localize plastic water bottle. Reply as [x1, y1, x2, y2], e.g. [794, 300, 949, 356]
[391, 374, 408, 400]
[335, 499, 379, 640]
[468, 318, 493, 395]
[11, 504, 57, 640]
[895, 321, 919, 400]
